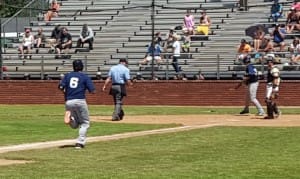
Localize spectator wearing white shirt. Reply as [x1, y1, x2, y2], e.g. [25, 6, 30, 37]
[290, 38, 300, 64]
[172, 35, 182, 73]
[18, 29, 34, 59]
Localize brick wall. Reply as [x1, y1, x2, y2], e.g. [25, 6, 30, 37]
[0, 80, 298, 106]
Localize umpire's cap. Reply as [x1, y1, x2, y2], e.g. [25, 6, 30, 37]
[73, 59, 84, 72]
[119, 58, 128, 64]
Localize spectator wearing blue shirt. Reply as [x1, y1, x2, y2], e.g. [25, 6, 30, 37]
[59, 59, 95, 149]
[103, 59, 133, 121]
[271, 24, 286, 52]
[238, 56, 265, 116]
[270, 0, 283, 22]
[139, 41, 163, 66]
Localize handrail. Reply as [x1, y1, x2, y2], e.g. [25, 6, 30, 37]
[1, 0, 47, 53]
[1, 0, 39, 28]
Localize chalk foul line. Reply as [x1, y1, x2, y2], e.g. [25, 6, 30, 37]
[0, 122, 223, 154]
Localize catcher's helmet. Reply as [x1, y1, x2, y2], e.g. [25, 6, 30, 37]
[73, 59, 84, 72]
[243, 55, 251, 64]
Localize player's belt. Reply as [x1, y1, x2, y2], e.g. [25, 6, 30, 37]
[112, 83, 124, 85]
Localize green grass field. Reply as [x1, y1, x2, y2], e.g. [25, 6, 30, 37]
[0, 105, 299, 178]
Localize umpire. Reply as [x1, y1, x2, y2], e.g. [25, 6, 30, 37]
[239, 55, 265, 116]
[103, 58, 132, 121]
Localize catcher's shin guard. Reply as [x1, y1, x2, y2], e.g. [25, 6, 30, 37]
[265, 99, 274, 119]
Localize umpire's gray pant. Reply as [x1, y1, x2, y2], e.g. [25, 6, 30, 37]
[111, 84, 124, 120]
[245, 82, 264, 114]
[65, 99, 90, 145]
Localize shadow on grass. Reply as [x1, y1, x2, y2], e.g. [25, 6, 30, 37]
[59, 144, 76, 148]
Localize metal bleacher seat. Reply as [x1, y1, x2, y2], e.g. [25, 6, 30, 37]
[3, 0, 299, 80]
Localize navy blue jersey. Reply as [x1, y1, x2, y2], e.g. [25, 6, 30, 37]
[245, 64, 258, 83]
[60, 72, 95, 101]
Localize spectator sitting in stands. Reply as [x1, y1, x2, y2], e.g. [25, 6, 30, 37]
[18, 28, 34, 59]
[289, 38, 300, 64]
[253, 26, 265, 52]
[34, 27, 46, 54]
[182, 9, 195, 36]
[44, 0, 60, 22]
[258, 35, 274, 53]
[196, 10, 211, 35]
[47, 24, 61, 53]
[139, 40, 163, 66]
[181, 31, 191, 53]
[164, 28, 177, 52]
[154, 32, 163, 46]
[236, 39, 252, 64]
[256, 35, 275, 64]
[76, 24, 94, 50]
[270, 0, 283, 22]
[271, 24, 286, 52]
[55, 27, 72, 59]
[286, 8, 300, 33]
[291, 1, 300, 11]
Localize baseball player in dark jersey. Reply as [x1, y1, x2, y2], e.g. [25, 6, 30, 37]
[59, 59, 95, 149]
[102, 58, 132, 121]
[264, 57, 281, 119]
[238, 55, 265, 116]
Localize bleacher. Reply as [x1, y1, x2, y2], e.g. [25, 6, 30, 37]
[1, 0, 299, 80]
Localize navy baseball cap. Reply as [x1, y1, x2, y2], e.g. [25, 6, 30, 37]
[119, 58, 128, 64]
[73, 59, 84, 71]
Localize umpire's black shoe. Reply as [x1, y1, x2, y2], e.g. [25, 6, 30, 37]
[112, 117, 121, 121]
[119, 110, 125, 120]
[240, 109, 249, 114]
[264, 116, 274, 120]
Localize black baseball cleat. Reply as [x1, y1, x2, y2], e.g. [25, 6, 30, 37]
[112, 117, 121, 121]
[264, 116, 274, 120]
[119, 110, 125, 120]
[240, 109, 249, 115]
[69, 116, 79, 129]
[75, 143, 84, 149]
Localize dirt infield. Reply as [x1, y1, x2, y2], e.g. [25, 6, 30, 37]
[0, 114, 299, 166]
[92, 114, 300, 127]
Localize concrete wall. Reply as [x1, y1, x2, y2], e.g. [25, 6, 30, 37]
[0, 80, 299, 106]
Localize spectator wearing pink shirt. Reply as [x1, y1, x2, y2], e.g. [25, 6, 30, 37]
[183, 9, 195, 35]
[292, 1, 300, 11]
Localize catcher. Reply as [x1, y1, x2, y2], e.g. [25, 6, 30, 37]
[264, 57, 281, 119]
[236, 55, 265, 116]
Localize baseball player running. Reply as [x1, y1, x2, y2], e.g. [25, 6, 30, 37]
[59, 59, 95, 149]
[238, 55, 265, 116]
[264, 57, 281, 119]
